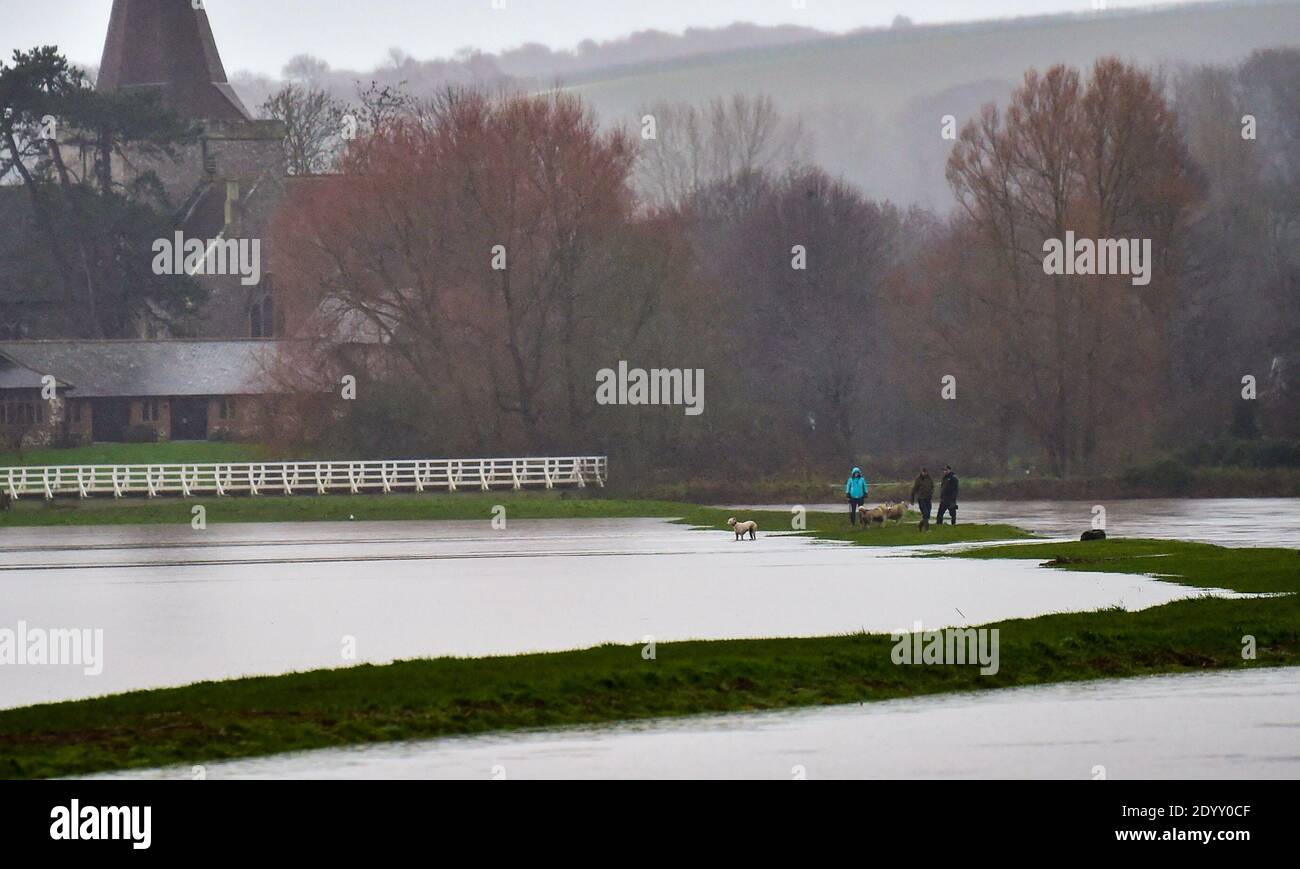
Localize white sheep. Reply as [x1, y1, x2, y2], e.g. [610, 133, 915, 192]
[727, 517, 759, 541]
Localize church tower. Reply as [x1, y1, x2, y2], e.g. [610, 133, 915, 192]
[97, 0, 252, 122]
[95, 0, 288, 339]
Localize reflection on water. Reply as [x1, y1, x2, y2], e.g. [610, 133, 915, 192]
[92, 667, 1300, 780]
[0, 517, 1242, 710]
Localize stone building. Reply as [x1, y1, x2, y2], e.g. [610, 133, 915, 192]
[1, 1, 306, 450]
[11, 0, 294, 342]
[89, 0, 292, 340]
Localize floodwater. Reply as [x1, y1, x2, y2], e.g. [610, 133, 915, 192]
[0, 517, 1246, 710]
[92, 667, 1300, 780]
[741, 498, 1299, 548]
[962, 499, 1299, 548]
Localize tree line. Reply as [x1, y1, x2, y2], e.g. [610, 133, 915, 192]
[267, 51, 1297, 480]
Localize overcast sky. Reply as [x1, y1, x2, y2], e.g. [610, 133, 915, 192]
[7, 0, 1204, 76]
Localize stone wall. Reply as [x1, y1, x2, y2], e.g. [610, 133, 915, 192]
[207, 395, 265, 440]
[130, 397, 171, 442]
[0, 389, 60, 449]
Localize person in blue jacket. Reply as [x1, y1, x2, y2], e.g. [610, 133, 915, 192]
[845, 467, 869, 525]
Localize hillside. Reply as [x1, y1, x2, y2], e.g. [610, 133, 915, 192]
[568, 0, 1300, 206]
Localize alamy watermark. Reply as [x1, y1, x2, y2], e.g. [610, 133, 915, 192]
[50, 800, 150, 850]
[152, 233, 262, 286]
[1042, 232, 1152, 287]
[891, 621, 1000, 675]
[596, 362, 704, 416]
[0, 621, 104, 675]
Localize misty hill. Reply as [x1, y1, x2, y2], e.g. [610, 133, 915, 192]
[496, 21, 829, 80]
[225, 0, 1300, 207]
[566, 0, 1300, 206]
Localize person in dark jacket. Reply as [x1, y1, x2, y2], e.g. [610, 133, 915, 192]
[937, 466, 959, 526]
[845, 467, 869, 525]
[910, 468, 934, 531]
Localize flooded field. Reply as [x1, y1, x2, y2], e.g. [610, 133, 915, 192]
[745, 498, 1299, 548]
[0, 516, 1244, 709]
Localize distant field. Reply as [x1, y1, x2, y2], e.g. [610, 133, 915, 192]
[572, 0, 1300, 206]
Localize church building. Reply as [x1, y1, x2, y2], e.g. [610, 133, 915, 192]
[1, 0, 301, 448]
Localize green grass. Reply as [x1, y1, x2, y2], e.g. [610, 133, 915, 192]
[0, 441, 266, 468]
[953, 538, 1300, 594]
[0, 490, 1033, 543]
[0, 492, 692, 527]
[1, 537, 1295, 779]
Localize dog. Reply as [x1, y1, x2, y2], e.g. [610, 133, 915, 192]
[885, 501, 907, 524]
[727, 517, 758, 541]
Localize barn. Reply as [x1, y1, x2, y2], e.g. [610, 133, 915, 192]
[0, 340, 286, 447]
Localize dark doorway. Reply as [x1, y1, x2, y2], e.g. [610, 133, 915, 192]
[91, 399, 130, 443]
[171, 397, 209, 441]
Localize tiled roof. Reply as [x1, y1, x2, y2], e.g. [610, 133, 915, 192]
[0, 340, 285, 397]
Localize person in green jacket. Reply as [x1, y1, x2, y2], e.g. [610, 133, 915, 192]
[910, 468, 934, 531]
[845, 467, 869, 525]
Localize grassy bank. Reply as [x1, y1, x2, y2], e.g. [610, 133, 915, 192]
[0, 492, 688, 528]
[952, 537, 1300, 593]
[1, 538, 1295, 779]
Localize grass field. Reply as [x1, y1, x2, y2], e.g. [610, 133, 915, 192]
[1, 537, 1294, 779]
[0, 442, 266, 468]
[0, 488, 1033, 544]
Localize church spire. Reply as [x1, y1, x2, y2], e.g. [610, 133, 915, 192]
[97, 0, 251, 121]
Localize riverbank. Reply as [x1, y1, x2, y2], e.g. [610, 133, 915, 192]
[0, 492, 1029, 542]
[2, 537, 1295, 779]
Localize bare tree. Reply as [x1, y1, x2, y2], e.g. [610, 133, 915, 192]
[634, 94, 808, 210]
[943, 59, 1197, 474]
[260, 84, 347, 175]
[271, 89, 651, 453]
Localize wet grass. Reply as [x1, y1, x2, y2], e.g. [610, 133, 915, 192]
[0, 491, 1032, 546]
[0, 492, 693, 527]
[1, 538, 1295, 779]
[953, 538, 1300, 594]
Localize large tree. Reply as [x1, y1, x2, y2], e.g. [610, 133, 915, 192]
[941, 59, 1198, 474]
[272, 88, 679, 454]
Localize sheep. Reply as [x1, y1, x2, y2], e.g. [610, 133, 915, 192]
[857, 504, 886, 527]
[727, 517, 759, 541]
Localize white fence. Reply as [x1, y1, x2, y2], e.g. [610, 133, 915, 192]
[1, 456, 607, 500]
